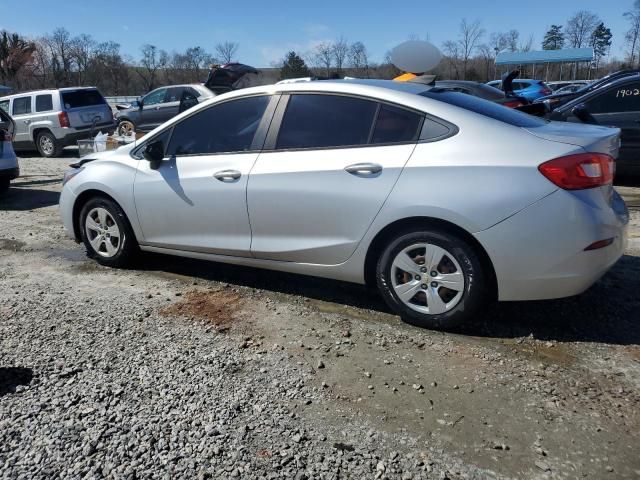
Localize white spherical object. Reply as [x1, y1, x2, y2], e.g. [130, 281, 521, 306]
[390, 41, 443, 74]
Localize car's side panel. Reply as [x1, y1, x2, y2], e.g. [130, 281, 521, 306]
[248, 143, 417, 265]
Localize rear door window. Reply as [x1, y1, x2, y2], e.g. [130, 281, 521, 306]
[36, 94, 54, 112]
[585, 82, 640, 114]
[0, 100, 9, 113]
[276, 94, 378, 149]
[61, 90, 105, 109]
[167, 95, 270, 156]
[371, 104, 423, 144]
[420, 90, 548, 128]
[165, 87, 184, 103]
[12, 96, 31, 116]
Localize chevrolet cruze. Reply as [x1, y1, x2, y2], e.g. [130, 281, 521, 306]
[59, 80, 628, 330]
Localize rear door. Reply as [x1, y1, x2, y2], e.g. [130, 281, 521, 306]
[247, 93, 423, 265]
[61, 89, 111, 130]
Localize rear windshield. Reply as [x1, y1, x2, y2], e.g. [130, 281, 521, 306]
[61, 90, 106, 109]
[420, 90, 548, 128]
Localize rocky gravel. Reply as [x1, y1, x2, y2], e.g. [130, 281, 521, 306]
[1, 152, 639, 479]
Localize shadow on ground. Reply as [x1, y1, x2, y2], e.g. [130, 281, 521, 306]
[0, 187, 60, 210]
[17, 148, 78, 159]
[137, 251, 640, 346]
[0, 367, 33, 397]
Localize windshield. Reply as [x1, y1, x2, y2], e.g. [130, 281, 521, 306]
[420, 90, 548, 128]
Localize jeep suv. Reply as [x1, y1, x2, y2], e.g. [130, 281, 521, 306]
[0, 87, 115, 157]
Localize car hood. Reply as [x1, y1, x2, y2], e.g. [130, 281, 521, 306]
[70, 143, 134, 168]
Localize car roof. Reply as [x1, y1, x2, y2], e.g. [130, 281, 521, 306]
[0, 86, 100, 100]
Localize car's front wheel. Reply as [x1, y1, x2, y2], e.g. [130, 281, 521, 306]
[376, 229, 488, 330]
[36, 131, 62, 158]
[79, 197, 138, 267]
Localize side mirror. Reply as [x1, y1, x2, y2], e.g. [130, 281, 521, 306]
[179, 91, 198, 114]
[571, 104, 598, 125]
[143, 140, 165, 163]
[137, 97, 143, 109]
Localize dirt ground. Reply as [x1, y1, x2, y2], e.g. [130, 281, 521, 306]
[1, 151, 639, 479]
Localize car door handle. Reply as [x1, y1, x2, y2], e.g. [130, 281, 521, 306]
[214, 170, 241, 182]
[344, 163, 382, 176]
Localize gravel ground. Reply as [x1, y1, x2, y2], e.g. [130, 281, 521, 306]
[1, 151, 639, 479]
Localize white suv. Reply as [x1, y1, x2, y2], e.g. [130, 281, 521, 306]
[0, 87, 115, 158]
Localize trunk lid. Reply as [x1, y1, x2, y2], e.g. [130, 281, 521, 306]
[60, 89, 112, 130]
[524, 121, 621, 158]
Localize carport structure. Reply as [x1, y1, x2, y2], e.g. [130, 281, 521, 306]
[495, 48, 594, 81]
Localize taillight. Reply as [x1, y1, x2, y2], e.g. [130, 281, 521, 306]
[58, 111, 70, 128]
[503, 100, 524, 108]
[538, 153, 615, 190]
[541, 88, 552, 96]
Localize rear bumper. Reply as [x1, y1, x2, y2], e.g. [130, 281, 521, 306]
[0, 166, 19, 180]
[475, 187, 628, 301]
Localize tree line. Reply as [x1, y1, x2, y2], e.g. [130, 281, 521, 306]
[1, 2, 640, 96]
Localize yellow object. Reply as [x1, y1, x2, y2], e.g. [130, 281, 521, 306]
[393, 72, 417, 82]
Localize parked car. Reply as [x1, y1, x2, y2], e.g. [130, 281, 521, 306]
[486, 78, 552, 101]
[0, 108, 18, 193]
[537, 70, 640, 110]
[547, 80, 590, 92]
[553, 84, 588, 94]
[0, 87, 115, 157]
[114, 84, 214, 136]
[59, 79, 627, 330]
[548, 74, 640, 176]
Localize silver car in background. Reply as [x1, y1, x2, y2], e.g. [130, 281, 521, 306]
[0, 108, 18, 194]
[0, 87, 115, 157]
[59, 80, 628, 330]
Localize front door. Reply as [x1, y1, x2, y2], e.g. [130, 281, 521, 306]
[134, 94, 273, 256]
[248, 94, 423, 265]
[139, 88, 168, 131]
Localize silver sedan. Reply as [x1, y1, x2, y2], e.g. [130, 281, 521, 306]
[59, 80, 628, 330]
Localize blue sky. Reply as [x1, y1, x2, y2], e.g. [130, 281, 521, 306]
[1, 0, 632, 66]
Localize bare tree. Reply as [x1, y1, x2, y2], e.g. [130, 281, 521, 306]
[348, 41, 369, 74]
[138, 44, 168, 91]
[625, 0, 640, 67]
[71, 33, 95, 85]
[332, 36, 349, 74]
[566, 10, 600, 48]
[43, 27, 74, 87]
[519, 34, 534, 52]
[313, 42, 333, 76]
[505, 30, 519, 52]
[458, 19, 484, 79]
[442, 40, 461, 79]
[477, 44, 493, 82]
[215, 41, 238, 64]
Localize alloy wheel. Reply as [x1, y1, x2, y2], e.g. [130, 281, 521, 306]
[85, 207, 121, 258]
[390, 243, 465, 315]
[39, 135, 54, 156]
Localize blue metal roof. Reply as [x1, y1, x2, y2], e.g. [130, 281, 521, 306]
[496, 48, 594, 65]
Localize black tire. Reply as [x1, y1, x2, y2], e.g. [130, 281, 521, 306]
[79, 196, 138, 268]
[0, 177, 9, 195]
[36, 131, 62, 158]
[117, 119, 136, 137]
[376, 229, 488, 330]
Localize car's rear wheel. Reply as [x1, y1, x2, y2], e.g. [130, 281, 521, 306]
[376, 229, 487, 330]
[36, 131, 62, 158]
[117, 120, 135, 136]
[79, 197, 138, 267]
